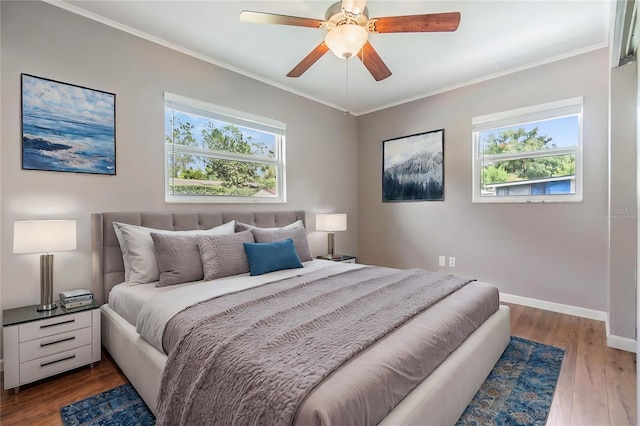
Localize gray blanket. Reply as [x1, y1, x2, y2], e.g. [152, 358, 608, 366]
[156, 266, 473, 426]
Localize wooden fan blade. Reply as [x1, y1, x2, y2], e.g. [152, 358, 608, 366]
[357, 42, 392, 81]
[370, 12, 460, 33]
[240, 11, 323, 28]
[287, 43, 330, 78]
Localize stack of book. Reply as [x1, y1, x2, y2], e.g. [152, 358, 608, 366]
[59, 289, 94, 309]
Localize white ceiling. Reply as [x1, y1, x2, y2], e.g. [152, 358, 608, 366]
[54, 1, 611, 115]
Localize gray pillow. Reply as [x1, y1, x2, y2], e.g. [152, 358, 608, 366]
[250, 227, 312, 262]
[113, 220, 235, 285]
[198, 230, 255, 280]
[150, 233, 203, 287]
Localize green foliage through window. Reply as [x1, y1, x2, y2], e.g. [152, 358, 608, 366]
[473, 97, 582, 202]
[481, 127, 575, 185]
[164, 94, 285, 202]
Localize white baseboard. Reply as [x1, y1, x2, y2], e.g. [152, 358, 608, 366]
[604, 315, 638, 352]
[500, 292, 636, 353]
[499, 292, 607, 321]
[607, 334, 637, 352]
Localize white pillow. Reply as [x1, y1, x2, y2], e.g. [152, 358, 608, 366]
[113, 220, 236, 285]
[282, 220, 304, 230]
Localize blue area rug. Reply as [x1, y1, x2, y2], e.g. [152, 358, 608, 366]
[60, 337, 563, 426]
[457, 336, 565, 425]
[60, 383, 154, 426]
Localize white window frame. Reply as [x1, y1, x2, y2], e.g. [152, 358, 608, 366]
[472, 97, 583, 204]
[164, 93, 286, 204]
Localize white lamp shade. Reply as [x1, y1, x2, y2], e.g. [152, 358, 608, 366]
[325, 24, 368, 59]
[13, 220, 77, 254]
[316, 213, 347, 232]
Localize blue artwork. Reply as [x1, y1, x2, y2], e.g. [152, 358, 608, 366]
[21, 74, 116, 175]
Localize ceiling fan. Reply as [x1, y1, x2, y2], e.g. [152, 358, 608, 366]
[240, 1, 460, 82]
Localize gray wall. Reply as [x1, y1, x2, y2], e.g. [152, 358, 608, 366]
[0, 2, 358, 356]
[636, 43, 640, 418]
[357, 49, 610, 312]
[610, 61, 637, 340]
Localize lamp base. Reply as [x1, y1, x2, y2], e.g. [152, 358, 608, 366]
[38, 253, 56, 312]
[37, 301, 57, 311]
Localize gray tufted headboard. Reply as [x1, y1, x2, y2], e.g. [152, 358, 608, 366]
[91, 210, 306, 304]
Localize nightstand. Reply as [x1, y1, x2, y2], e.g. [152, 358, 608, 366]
[2, 301, 101, 393]
[317, 255, 357, 264]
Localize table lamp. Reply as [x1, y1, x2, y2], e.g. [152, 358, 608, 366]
[13, 220, 77, 311]
[316, 213, 347, 259]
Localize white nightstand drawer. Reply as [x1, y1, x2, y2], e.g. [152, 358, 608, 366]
[20, 327, 92, 363]
[19, 311, 91, 342]
[4, 305, 100, 392]
[19, 344, 92, 385]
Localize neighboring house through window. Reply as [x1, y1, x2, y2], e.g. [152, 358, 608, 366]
[164, 93, 286, 203]
[472, 97, 583, 203]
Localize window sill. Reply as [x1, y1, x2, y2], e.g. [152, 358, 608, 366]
[165, 196, 286, 204]
[472, 196, 583, 204]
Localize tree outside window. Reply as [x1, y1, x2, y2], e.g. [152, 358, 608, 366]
[473, 98, 582, 203]
[164, 94, 285, 203]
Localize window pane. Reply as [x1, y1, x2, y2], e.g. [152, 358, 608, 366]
[481, 154, 575, 197]
[168, 154, 278, 198]
[479, 115, 579, 155]
[166, 109, 276, 158]
[164, 94, 285, 203]
[473, 98, 581, 203]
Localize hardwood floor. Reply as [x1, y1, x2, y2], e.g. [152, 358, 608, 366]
[504, 303, 637, 426]
[0, 303, 636, 425]
[0, 352, 126, 425]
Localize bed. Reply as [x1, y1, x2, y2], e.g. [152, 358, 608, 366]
[92, 210, 510, 425]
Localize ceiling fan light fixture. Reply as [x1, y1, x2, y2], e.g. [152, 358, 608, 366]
[325, 24, 368, 59]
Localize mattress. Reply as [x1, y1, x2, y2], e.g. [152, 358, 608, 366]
[295, 278, 499, 425]
[109, 260, 361, 350]
[109, 261, 499, 425]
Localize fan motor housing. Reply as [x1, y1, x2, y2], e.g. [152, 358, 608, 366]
[325, 1, 369, 29]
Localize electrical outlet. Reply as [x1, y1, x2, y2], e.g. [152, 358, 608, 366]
[438, 256, 446, 266]
[449, 257, 456, 267]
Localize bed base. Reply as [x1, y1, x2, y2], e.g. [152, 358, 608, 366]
[101, 304, 510, 424]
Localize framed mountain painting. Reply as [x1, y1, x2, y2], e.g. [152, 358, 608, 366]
[382, 129, 444, 202]
[21, 74, 116, 175]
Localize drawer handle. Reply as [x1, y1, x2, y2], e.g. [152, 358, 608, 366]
[40, 354, 75, 367]
[40, 336, 76, 347]
[40, 319, 75, 329]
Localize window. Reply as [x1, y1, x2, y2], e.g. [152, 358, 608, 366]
[164, 93, 286, 203]
[472, 97, 583, 203]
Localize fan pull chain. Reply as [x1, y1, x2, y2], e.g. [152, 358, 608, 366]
[344, 45, 365, 116]
[344, 58, 351, 116]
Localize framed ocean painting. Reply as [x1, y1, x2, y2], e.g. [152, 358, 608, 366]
[21, 74, 116, 175]
[382, 129, 444, 202]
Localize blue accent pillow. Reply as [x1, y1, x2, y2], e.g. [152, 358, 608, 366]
[243, 239, 303, 276]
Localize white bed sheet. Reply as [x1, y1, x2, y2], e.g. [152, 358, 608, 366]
[110, 260, 364, 352]
[109, 281, 178, 326]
